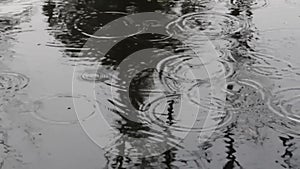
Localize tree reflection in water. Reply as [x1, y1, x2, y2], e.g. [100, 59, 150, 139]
[41, 0, 299, 168]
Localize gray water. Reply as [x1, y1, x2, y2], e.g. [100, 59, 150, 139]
[1, 0, 300, 168]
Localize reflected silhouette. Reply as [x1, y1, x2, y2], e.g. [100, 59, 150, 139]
[40, 0, 294, 168]
[41, 0, 178, 61]
[0, 130, 8, 169]
[93, 34, 186, 164]
[81, 0, 170, 13]
[181, 0, 214, 14]
[279, 135, 298, 168]
[223, 125, 243, 169]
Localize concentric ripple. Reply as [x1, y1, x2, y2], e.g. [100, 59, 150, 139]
[267, 88, 300, 137]
[89, 92, 194, 158]
[31, 94, 96, 125]
[74, 11, 144, 39]
[167, 12, 246, 39]
[187, 79, 265, 112]
[140, 94, 233, 132]
[0, 72, 29, 92]
[268, 88, 300, 123]
[248, 29, 300, 77]
[157, 52, 234, 92]
[240, 52, 293, 79]
[219, 0, 268, 10]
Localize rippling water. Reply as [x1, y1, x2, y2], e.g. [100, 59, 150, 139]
[1, 0, 300, 168]
[167, 12, 247, 38]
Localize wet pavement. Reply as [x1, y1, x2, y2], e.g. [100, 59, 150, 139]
[0, 0, 300, 168]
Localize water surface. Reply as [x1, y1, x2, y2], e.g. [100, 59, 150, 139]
[0, 0, 300, 168]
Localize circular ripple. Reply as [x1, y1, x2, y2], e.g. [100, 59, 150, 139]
[74, 11, 144, 39]
[140, 94, 233, 132]
[241, 52, 294, 79]
[91, 90, 194, 158]
[268, 88, 300, 123]
[220, 0, 268, 10]
[0, 72, 29, 92]
[31, 94, 96, 125]
[267, 88, 300, 137]
[157, 53, 234, 92]
[167, 12, 246, 39]
[248, 29, 300, 77]
[187, 79, 265, 112]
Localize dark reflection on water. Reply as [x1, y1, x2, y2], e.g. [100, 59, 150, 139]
[223, 125, 242, 169]
[0, 0, 300, 168]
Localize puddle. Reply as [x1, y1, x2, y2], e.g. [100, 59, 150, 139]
[1, 0, 300, 168]
[30, 94, 96, 125]
[167, 12, 247, 38]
